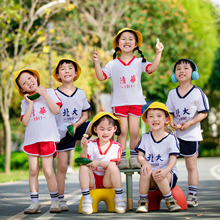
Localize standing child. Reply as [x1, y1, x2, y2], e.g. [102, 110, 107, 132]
[166, 59, 209, 207]
[14, 69, 62, 213]
[135, 102, 181, 213]
[52, 58, 92, 211]
[79, 112, 126, 214]
[93, 28, 164, 169]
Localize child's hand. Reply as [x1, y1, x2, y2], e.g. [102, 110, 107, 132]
[36, 85, 47, 96]
[24, 94, 34, 104]
[153, 169, 167, 181]
[72, 123, 79, 134]
[81, 136, 88, 146]
[155, 38, 164, 52]
[170, 121, 179, 130]
[180, 121, 191, 131]
[140, 163, 152, 176]
[92, 51, 100, 63]
[87, 160, 99, 169]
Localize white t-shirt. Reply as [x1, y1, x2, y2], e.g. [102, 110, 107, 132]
[87, 138, 121, 176]
[135, 132, 180, 176]
[55, 88, 91, 139]
[21, 88, 62, 146]
[166, 86, 209, 141]
[102, 57, 152, 107]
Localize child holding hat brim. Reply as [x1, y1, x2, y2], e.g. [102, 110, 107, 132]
[79, 112, 126, 214]
[52, 58, 92, 211]
[14, 69, 62, 214]
[135, 102, 181, 213]
[93, 28, 164, 169]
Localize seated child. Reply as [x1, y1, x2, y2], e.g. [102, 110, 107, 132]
[135, 102, 181, 212]
[79, 112, 126, 214]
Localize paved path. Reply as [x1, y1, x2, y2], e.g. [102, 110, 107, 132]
[0, 157, 220, 220]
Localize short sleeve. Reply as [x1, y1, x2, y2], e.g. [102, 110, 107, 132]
[102, 61, 112, 79]
[197, 89, 209, 113]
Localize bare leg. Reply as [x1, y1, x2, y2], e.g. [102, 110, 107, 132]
[56, 151, 69, 196]
[41, 155, 58, 192]
[28, 155, 39, 193]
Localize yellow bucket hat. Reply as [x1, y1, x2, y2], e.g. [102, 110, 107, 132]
[90, 112, 121, 136]
[52, 58, 81, 83]
[13, 69, 40, 96]
[142, 101, 171, 125]
[112, 28, 143, 50]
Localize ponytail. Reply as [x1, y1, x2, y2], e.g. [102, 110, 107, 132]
[136, 46, 146, 62]
[113, 47, 120, 59]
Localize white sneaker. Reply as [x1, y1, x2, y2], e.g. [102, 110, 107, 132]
[115, 198, 126, 213]
[24, 202, 41, 214]
[187, 194, 198, 207]
[136, 198, 148, 213]
[60, 200, 69, 211]
[67, 166, 74, 174]
[82, 199, 93, 215]
[165, 197, 181, 212]
[50, 200, 61, 213]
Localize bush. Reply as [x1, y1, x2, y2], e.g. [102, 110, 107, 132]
[0, 155, 5, 172]
[10, 151, 29, 170]
[199, 138, 219, 157]
[200, 138, 218, 150]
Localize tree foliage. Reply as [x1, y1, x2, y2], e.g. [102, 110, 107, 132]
[52, 0, 218, 102]
[0, 0, 219, 172]
[0, 0, 65, 173]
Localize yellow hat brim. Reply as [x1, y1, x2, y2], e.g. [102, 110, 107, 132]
[90, 112, 121, 136]
[142, 101, 171, 125]
[52, 58, 81, 83]
[13, 69, 40, 96]
[112, 28, 143, 50]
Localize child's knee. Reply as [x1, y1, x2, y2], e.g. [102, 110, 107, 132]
[140, 172, 151, 181]
[29, 168, 39, 177]
[58, 162, 68, 173]
[79, 164, 90, 173]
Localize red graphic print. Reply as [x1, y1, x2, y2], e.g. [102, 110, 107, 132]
[39, 107, 47, 115]
[130, 75, 136, 83]
[120, 76, 126, 84]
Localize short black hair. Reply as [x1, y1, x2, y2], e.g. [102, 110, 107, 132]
[145, 108, 169, 118]
[56, 60, 77, 74]
[174, 59, 196, 73]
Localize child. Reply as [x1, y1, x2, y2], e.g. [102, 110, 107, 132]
[166, 59, 209, 207]
[79, 112, 126, 214]
[14, 69, 62, 213]
[52, 58, 92, 211]
[93, 28, 164, 169]
[135, 101, 181, 212]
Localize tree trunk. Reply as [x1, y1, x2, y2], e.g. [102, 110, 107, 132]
[3, 112, 11, 174]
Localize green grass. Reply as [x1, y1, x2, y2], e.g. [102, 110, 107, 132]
[0, 170, 45, 183]
[0, 170, 30, 183]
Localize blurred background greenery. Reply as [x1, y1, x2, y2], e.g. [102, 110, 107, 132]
[0, 0, 219, 177]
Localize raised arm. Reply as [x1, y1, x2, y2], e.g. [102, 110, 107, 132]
[21, 95, 34, 126]
[147, 40, 164, 73]
[36, 86, 60, 115]
[92, 50, 105, 81]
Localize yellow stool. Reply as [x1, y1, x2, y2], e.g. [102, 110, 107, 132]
[78, 188, 115, 213]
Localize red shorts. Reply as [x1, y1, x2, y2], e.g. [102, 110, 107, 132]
[93, 172, 104, 189]
[112, 105, 142, 117]
[23, 141, 57, 158]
